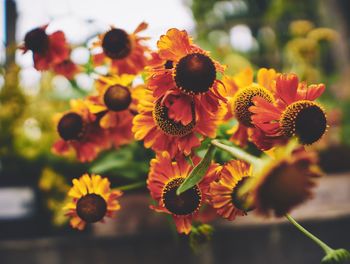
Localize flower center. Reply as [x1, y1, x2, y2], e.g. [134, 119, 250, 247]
[231, 177, 254, 212]
[153, 100, 196, 137]
[164, 60, 174, 69]
[24, 28, 49, 54]
[280, 100, 327, 145]
[162, 178, 202, 216]
[102, 28, 131, 60]
[57, 112, 85, 141]
[76, 193, 107, 223]
[103, 84, 132, 111]
[233, 85, 274, 127]
[174, 53, 216, 95]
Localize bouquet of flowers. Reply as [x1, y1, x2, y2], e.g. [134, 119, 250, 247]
[20, 22, 349, 264]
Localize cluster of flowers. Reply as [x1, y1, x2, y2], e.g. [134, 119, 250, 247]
[21, 23, 327, 233]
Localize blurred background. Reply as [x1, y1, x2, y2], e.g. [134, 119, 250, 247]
[0, 0, 350, 263]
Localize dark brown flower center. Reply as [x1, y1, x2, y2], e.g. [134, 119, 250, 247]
[231, 177, 254, 212]
[76, 193, 107, 223]
[102, 28, 131, 60]
[233, 85, 274, 127]
[153, 99, 196, 137]
[162, 178, 202, 216]
[174, 53, 216, 94]
[280, 100, 327, 145]
[24, 28, 49, 54]
[164, 60, 173, 69]
[103, 84, 131, 111]
[57, 112, 85, 141]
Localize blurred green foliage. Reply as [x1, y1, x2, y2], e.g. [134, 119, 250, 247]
[189, 0, 350, 152]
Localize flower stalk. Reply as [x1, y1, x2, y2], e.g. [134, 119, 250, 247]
[285, 214, 350, 263]
[285, 214, 333, 254]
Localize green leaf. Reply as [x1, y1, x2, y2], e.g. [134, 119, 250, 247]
[88, 142, 152, 180]
[176, 144, 215, 195]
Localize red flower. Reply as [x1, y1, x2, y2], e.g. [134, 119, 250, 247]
[133, 88, 226, 158]
[21, 25, 70, 71]
[92, 22, 150, 75]
[147, 152, 219, 234]
[147, 29, 226, 120]
[52, 99, 110, 162]
[53, 59, 80, 80]
[250, 73, 327, 146]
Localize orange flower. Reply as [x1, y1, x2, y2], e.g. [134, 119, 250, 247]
[250, 73, 327, 146]
[209, 160, 254, 221]
[21, 25, 70, 71]
[223, 68, 282, 149]
[64, 174, 122, 230]
[219, 67, 253, 122]
[85, 74, 143, 148]
[245, 142, 322, 217]
[132, 88, 225, 158]
[52, 99, 110, 162]
[147, 29, 226, 119]
[147, 152, 219, 234]
[52, 59, 80, 80]
[92, 22, 150, 75]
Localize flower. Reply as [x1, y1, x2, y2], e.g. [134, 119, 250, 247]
[92, 22, 150, 75]
[64, 174, 122, 230]
[250, 73, 327, 146]
[147, 29, 226, 117]
[209, 160, 254, 221]
[52, 59, 80, 80]
[244, 141, 322, 217]
[219, 67, 253, 122]
[289, 20, 314, 37]
[147, 152, 219, 234]
[21, 25, 70, 71]
[52, 99, 110, 162]
[222, 67, 282, 149]
[85, 74, 142, 148]
[133, 88, 225, 157]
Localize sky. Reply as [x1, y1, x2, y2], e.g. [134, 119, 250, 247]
[0, 0, 195, 92]
[0, 0, 194, 65]
[1, 0, 254, 93]
[15, 0, 194, 46]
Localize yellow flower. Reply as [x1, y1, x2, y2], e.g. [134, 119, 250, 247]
[289, 20, 314, 37]
[85, 74, 145, 148]
[209, 160, 254, 221]
[221, 67, 278, 149]
[308, 28, 339, 42]
[64, 174, 122, 230]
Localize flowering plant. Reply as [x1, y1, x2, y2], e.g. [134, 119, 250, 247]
[20, 22, 349, 263]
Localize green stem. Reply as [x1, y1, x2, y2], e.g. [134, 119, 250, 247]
[211, 139, 261, 166]
[285, 214, 333, 254]
[116, 181, 146, 191]
[69, 79, 87, 96]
